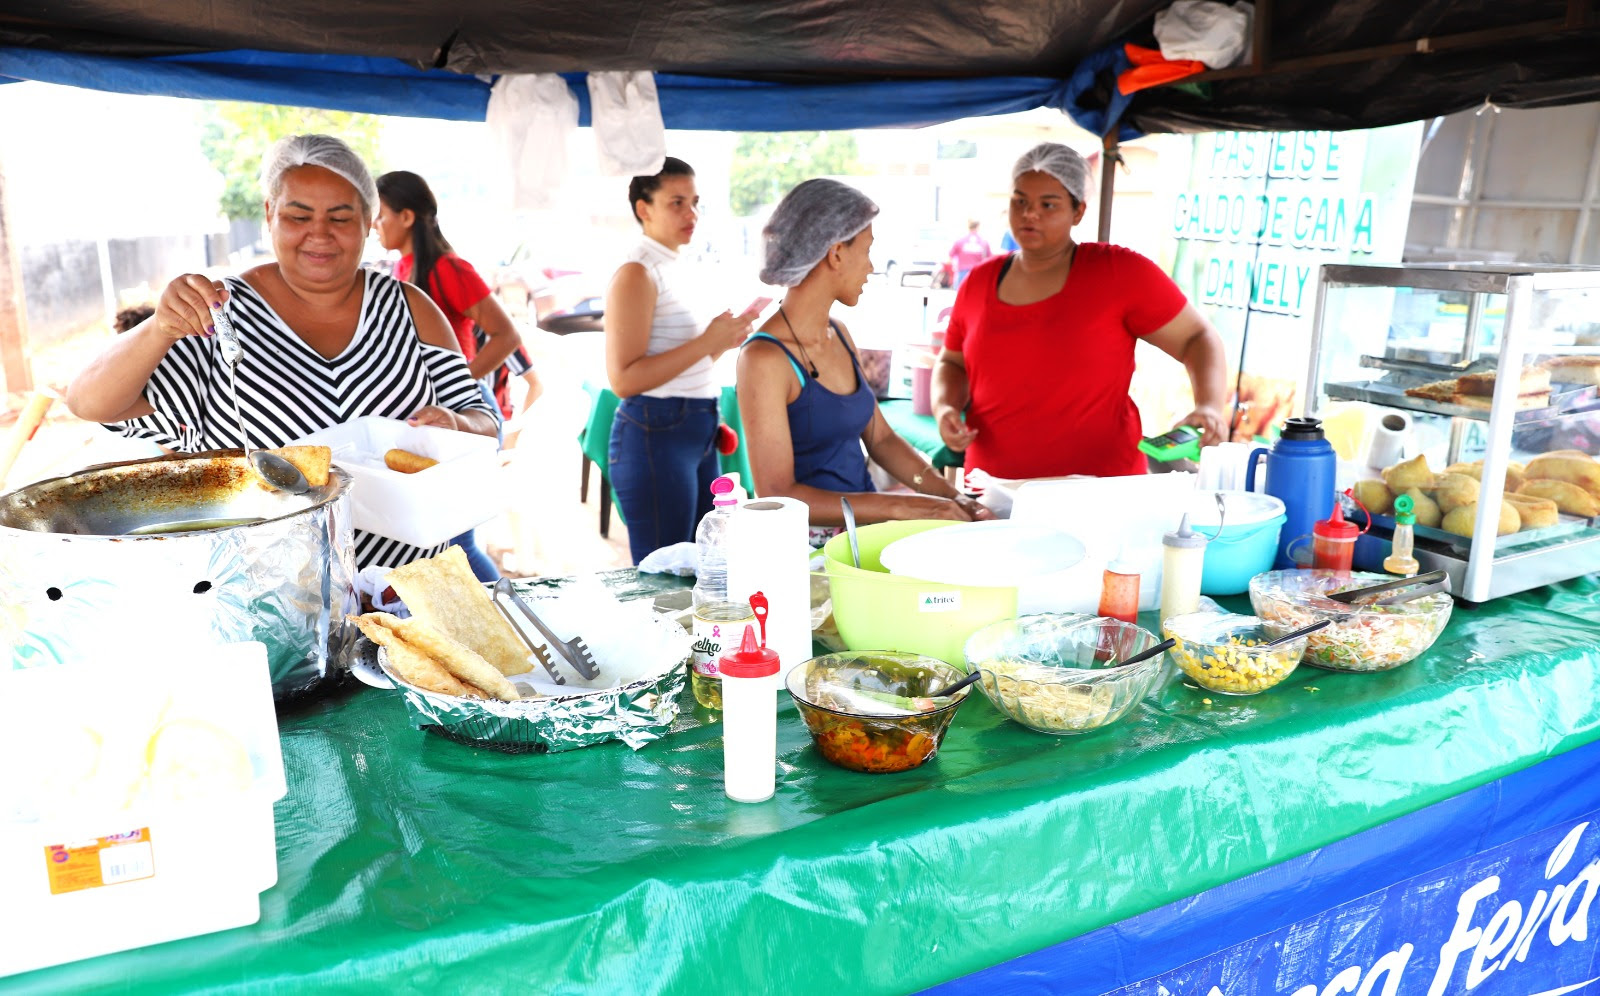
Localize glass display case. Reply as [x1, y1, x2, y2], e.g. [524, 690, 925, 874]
[1306, 263, 1600, 602]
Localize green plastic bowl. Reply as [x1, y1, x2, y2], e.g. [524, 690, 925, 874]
[822, 520, 1018, 667]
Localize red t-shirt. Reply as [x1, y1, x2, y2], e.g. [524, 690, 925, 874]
[949, 233, 992, 274]
[393, 252, 491, 358]
[942, 243, 1188, 479]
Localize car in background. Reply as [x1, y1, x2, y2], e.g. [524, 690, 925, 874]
[492, 242, 606, 334]
[874, 225, 954, 289]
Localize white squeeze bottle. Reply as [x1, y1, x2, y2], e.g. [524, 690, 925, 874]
[1160, 513, 1207, 624]
[719, 622, 781, 803]
[691, 474, 754, 710]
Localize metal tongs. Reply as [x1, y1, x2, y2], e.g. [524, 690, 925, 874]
[1326, 569, 1451, 607]
[490, 578, 599, 684]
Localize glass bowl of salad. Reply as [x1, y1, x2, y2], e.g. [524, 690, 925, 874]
[963, 614, 1165, 735]
[1248, 570, 1453, 672]
[1162, 612, 1307, 695]
[787, 651, 972, 773]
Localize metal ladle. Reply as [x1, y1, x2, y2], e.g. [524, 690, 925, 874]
[213, 302, 310, 495]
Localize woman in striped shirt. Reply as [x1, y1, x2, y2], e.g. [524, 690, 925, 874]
[604, 157, 760, 564]
[66, 134, 499, 571]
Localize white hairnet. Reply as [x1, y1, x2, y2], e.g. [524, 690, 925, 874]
[261, 134, 379, 222]
[1012, 143, 1089, 205]
[760, 179, 880, 287]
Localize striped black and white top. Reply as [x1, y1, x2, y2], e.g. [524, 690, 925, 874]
[627, 236, 716, 399]
[114, 269, 499, 570]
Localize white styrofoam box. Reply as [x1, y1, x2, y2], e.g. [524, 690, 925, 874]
[0, 642, 285, 977]
[293, 416, 505, 549]
[0, 798, 279, 977]
[1010, 473, 1197, 612]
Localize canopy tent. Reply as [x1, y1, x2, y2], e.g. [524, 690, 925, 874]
[2, 0, 1599, 134]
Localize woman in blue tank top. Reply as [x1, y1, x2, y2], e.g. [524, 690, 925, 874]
[737, 179, 989, 528]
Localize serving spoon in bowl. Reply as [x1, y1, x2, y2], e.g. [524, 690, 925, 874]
[213, 302, 311, 495]
[840, 496, 862, 568]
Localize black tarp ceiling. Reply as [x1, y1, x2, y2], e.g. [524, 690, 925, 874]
[2, 0, 1599, 133]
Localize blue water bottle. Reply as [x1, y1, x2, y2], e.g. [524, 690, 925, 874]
[1245, 417, 1337, 569]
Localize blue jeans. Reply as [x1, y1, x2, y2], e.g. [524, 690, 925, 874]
[450, 529, 501, 582]
[608, 395, 719, 565]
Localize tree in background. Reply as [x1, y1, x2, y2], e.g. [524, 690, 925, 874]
[729, 133, 861, 217]
[200, 103, 384, 221]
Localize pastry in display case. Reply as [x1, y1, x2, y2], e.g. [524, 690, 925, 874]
[1305, 263, 1600, 601]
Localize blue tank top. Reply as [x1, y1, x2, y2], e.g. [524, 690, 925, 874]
[743, 327, 877, 494]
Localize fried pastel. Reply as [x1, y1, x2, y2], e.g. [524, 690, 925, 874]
[1503, 493, 1560, 528]
[267, 445, 332, 487]
[1518, 478, 1600, 518]
[350, 613, 477, 697]
[1525, 453, 1600, 501]
[385, 546, 531, 676]
[385, 615, 521, 702]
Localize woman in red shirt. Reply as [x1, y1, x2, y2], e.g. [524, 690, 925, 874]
[374, 170, 526, 580]
[933, 143, 1227, 479]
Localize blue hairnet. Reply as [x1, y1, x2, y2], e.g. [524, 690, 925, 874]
[1012, 143, 1089, 205]
[759, 179, 880, 287]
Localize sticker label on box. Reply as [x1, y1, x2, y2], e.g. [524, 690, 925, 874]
[45, 828, 155, 895]
[919, 592, 962, 613]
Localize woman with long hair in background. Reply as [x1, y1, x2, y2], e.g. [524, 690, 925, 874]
[374, 169, 525, 581]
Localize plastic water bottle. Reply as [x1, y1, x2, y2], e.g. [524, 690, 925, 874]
[690, 474, 753, 710]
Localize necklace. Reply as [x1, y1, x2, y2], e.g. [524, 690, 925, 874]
[776, 306, 822, 378]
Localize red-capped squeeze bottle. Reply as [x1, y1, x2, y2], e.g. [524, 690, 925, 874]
[1311, 501, 1361, 573]
[719, 624, 780, 803]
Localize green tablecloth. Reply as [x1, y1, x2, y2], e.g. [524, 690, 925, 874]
[16, 575, 1600, 994]
[578, 383, 755, 510]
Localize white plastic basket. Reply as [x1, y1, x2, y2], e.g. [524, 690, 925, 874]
[293, 416, 504, 548]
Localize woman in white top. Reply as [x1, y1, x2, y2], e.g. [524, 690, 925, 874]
[605, 157, 759, 563]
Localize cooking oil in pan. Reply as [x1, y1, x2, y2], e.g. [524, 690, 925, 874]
[127, 516, 266, 535]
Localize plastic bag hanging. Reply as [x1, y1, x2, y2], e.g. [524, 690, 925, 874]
[1153, 0, 1254, 69]
[486, 73, 579, 211]
[587, 71, 666, 177]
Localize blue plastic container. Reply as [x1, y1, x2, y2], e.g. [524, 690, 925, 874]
[1188, 491, 1287, 596]
[1246, 418, 1337, 570]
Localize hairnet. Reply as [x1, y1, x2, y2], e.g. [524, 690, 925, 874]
[262, 134, 379, 222]
[1012, 143, 1089, 205]
[759, 179, 880, 287]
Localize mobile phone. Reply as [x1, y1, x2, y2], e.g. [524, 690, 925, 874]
[1137, 425, 1202, 462]
[742, 296, 774, 316]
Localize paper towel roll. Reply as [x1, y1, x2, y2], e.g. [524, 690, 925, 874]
[725, 497, 812, 677]
[1366, 411, 1412, 470]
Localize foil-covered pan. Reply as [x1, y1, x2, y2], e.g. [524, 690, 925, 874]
[0, 451, 357, 700]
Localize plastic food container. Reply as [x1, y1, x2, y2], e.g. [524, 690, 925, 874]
[822, 521, 1018, 667]
[1187, 491, 1287, 596]
[1162, 612, 1306, 695]
[1248, 569, 1453, 672]
[292, 416, 504, 548]
[963, 614, 1165, 735]
[786, 651, 971, 773]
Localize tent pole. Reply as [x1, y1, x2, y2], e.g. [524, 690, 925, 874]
[0, 156, 33, 395]
[1097, 130, 1119, 243]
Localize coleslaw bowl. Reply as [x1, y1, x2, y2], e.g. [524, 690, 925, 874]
[1248, 570, 1453, 672]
